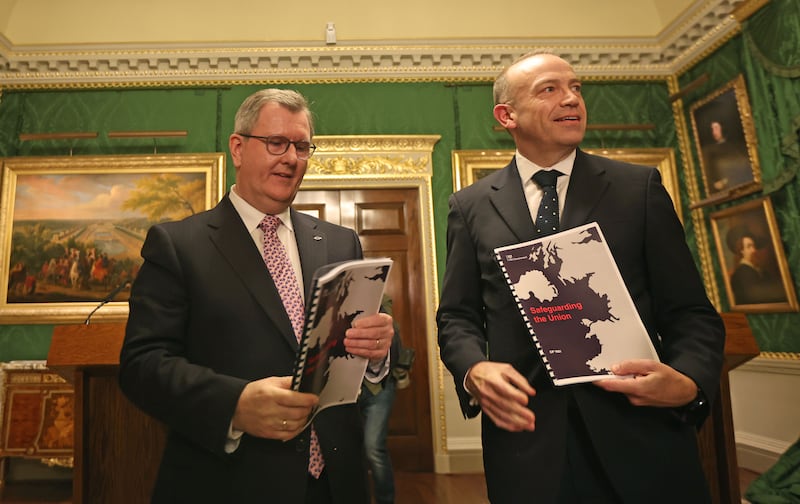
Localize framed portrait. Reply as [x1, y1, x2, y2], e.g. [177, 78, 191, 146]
[0, 153, 225, 324]
[709, 197, 798, 313]
[451, 147, 682, 221]
[689, 75, 761, 204]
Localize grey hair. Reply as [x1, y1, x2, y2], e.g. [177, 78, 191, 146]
[233, 89, 315, 137]
[493, 50, 557, 105]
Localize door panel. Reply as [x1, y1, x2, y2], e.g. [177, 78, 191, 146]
[291, 190, 341, 223]
[293, 188, 433, 471]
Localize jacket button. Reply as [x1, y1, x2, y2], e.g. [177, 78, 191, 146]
[296, 438, 307, 452]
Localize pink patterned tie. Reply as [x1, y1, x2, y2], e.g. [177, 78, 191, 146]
[259, 215, 325, 479]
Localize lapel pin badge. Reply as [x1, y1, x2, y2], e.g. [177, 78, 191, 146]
[313, 235, 322, 241]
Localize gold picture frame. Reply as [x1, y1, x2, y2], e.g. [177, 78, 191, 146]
[451, 147, 682, 222]
[0, 153, 226, 324]
[709, 197, 798, 313]
[689, 75, 762, 205]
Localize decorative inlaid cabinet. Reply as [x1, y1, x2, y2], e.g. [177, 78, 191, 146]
[0, 361, 74, 487]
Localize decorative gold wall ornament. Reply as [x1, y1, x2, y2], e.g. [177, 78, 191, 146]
[308, 156, 430, 176]
[307, 135, 439, 177]
[668, 74, 723, 311]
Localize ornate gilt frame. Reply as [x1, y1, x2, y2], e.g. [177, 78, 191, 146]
[709, 197, 799, 313]
[0, 153, 225, 324]
[451, 147, 682, 222]
[688, 74, 762, 206]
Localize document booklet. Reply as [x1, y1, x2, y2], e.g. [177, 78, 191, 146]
[292, 257, 393, 425]
[494, 222, 659, 386]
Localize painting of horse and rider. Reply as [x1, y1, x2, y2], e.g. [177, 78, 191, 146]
[0, 154, 224, 323]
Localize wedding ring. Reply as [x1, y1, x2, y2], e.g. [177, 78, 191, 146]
[375, 339, 380, 348]
[281, 419, 287, 429]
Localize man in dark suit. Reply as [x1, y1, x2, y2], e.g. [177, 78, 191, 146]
[119, 89, 394, 504]
[437, 52, 726, 503]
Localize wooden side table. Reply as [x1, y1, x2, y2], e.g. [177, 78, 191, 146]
[0, 360, 74, 490]
[697, 312, 760, 504]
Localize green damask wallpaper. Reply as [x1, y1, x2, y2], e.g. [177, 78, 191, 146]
[0, 78, 684, 362]
[1, 12, 798, 360]
[678, 1, 800, 353]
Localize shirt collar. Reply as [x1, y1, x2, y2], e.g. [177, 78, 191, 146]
[516, 149, 576, 184]
[229, 184, 294, 233]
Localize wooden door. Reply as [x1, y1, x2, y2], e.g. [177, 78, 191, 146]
[293, 188, 433, 471]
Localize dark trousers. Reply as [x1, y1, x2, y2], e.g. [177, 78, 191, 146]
[556, 397, 623, 504]
[305, 469, 332, 504]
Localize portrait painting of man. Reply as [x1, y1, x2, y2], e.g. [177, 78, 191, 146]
[710, 197, 798, 313]
[690, 75, 761, 200]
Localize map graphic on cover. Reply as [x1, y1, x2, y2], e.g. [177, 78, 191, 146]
[292, 257, 393, 426]
[494, 222, 658, 386]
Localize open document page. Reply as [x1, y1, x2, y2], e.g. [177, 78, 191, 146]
[292, 257, 393, 425]
[494, 222, 658, 386]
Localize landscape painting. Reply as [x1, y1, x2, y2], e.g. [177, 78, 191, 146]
[0, 154, 225, 323]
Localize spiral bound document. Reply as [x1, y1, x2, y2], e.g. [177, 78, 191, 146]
[493, 222, 658, 386]
[291, 257, 393, 426]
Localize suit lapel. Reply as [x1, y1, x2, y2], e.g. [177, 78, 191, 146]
[290, 208, 327, 299]
[207, 196, 298, 350]
[489, 159, 538, 243]
[561, 149, 609, 230]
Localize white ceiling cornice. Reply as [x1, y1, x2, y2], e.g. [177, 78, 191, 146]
[0, 0, 757, 88]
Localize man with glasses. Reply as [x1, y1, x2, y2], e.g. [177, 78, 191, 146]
[119, 89, 394, 503]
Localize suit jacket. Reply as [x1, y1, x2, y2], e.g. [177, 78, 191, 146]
[437, 150, 725, 503]
[119, 194, 369, 503]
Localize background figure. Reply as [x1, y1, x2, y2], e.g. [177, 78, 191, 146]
[437, 52, 725, 503]
[119, 88, 394, 504]
[727, 227, 786, 305]
[702, 119, 753, 192]
[358, 295, 404, 504]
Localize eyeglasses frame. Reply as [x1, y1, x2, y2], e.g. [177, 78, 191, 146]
[237, 133, 317, 159]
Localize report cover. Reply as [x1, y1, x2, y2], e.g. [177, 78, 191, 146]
[494, 222, 658, 386]
[292, 257, 393, 425]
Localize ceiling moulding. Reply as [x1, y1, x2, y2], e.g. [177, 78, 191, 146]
[0, 0, 749, 88]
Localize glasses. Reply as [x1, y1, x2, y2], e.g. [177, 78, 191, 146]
[238, 134, 317, 160]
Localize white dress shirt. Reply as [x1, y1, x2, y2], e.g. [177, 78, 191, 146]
[515, 149, 576, 226]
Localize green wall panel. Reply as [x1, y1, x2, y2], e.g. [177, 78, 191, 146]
[10, 89, 220, 156]
[680, 38, 746, 97]
[1, 51, 798, 356]
[0, 324, 52, 361]
[0, 92, 23, 158]
[447, 83, 511, 150]
[583, 81, 674, 149]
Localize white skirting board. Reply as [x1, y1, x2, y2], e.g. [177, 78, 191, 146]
[736, 432, 794, 473]
[440, 436, 484, 473]
[730, 356, 800, 473]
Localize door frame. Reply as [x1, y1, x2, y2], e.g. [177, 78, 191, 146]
[302, 135, 449, 471]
